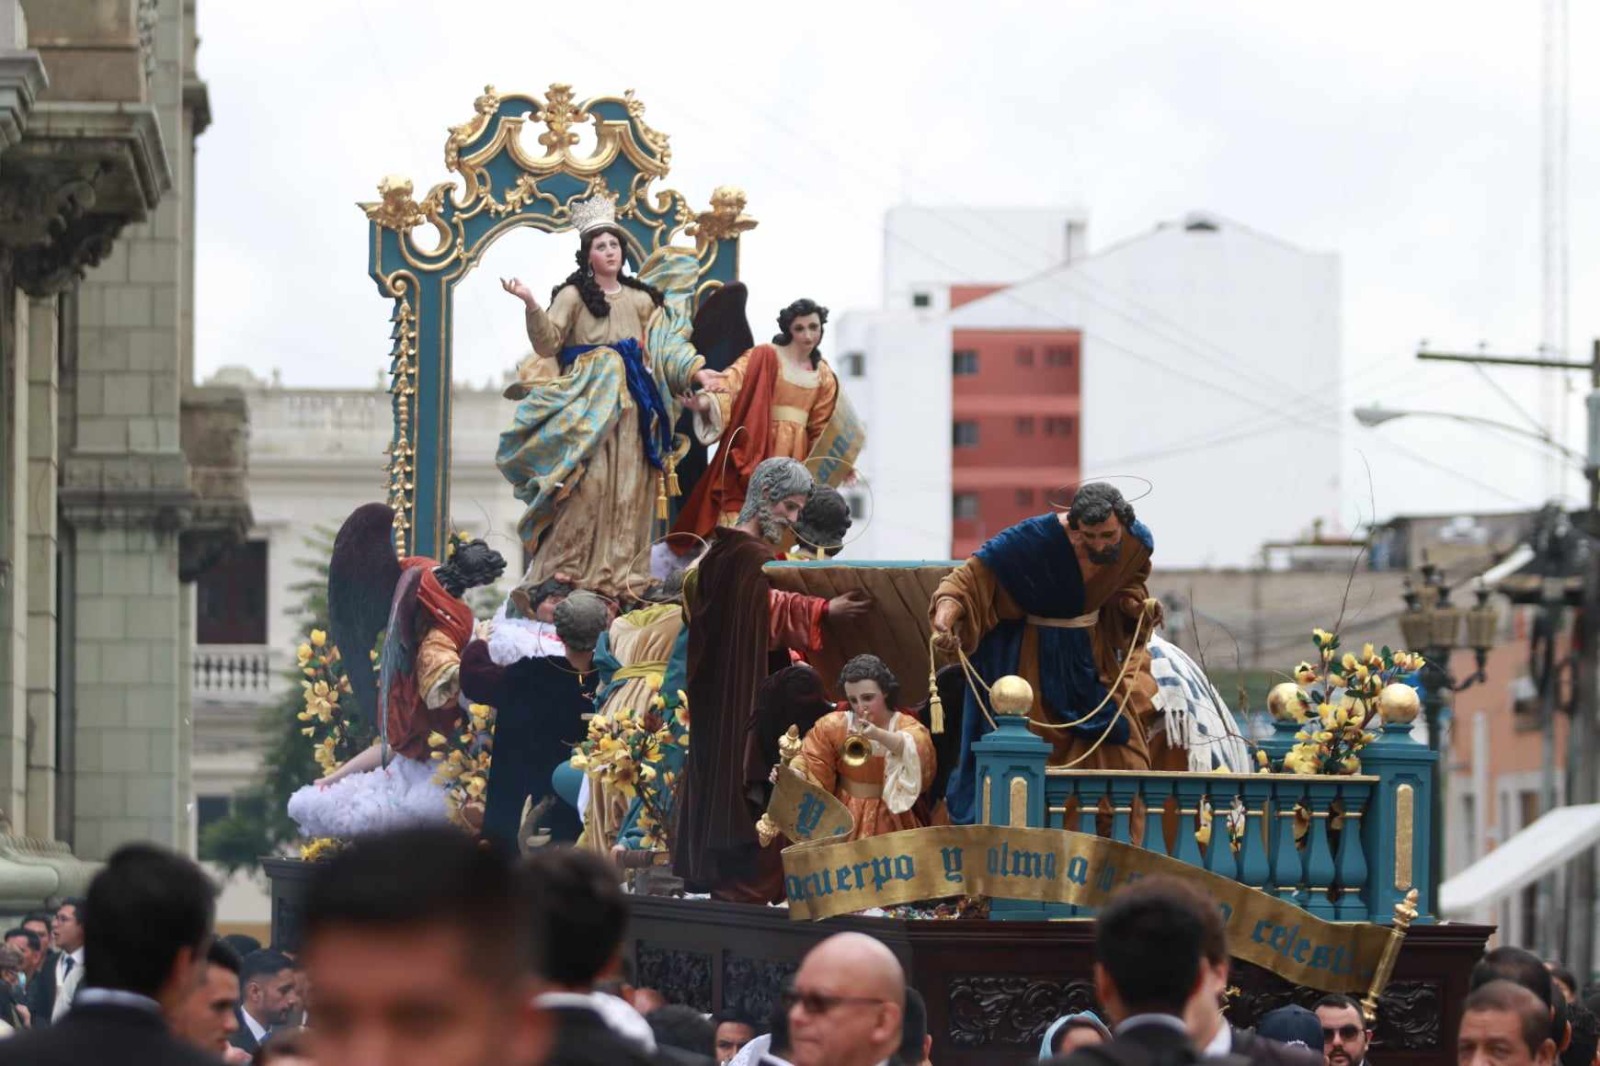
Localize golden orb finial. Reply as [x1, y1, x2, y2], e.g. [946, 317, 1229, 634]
[1266, 682, 1306, 722]
[990, 675, 1034, 717]
[1377, 683, 1420, 725]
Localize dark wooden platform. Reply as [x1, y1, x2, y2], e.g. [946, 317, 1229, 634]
[625, 897, 1491, 1066]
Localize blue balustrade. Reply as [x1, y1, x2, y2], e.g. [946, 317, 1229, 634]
[971, 709, 1434, 924]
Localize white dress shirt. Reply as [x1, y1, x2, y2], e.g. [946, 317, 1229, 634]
[241, 1005, 270, 1045]
[51, 949, 84, 1021]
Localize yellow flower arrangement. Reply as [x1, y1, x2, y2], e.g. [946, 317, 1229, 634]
[1262, 629, 1423, 776]
[576, 680, 689, 852]
[300, 837, 343, 862]
[430, 703, 495, 832]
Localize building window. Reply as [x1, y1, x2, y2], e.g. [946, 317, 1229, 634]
[1015, 416, 1034, 435]
[1044, 416, 1077, 437]
[953, 493, 979, 521]
[842, 351, 866, 377]
[952, 349, 979, 376]
[197, 540, 268, 645]
[1046, 345, 1075, 368]
[952, 421, 980, 448]
[912, 292, 931, 308]
[1016, 346, 1035, 367]
[1015, 489, 1034, 507]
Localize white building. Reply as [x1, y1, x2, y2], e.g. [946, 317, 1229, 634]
[843, 207, 1343, 567]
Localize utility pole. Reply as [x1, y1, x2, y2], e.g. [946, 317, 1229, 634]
[1416, 342, 1600, 976]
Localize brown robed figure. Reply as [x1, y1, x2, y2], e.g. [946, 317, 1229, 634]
[931, 483, 1176, 825]
[673, 457, 868, 898]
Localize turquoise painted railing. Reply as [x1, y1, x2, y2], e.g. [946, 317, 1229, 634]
[972, 710, 1435, 923]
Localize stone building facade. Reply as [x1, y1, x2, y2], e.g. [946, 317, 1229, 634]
[0, 0, 247, 906]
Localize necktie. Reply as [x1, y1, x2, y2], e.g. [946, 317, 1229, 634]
[61, 956, 73, 978]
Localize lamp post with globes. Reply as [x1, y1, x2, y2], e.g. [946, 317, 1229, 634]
[1397, 564, 1500, 917]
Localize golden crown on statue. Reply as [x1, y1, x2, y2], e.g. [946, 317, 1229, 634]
[570, 189, 619, 235]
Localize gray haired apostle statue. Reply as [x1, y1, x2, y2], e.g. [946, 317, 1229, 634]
[673, 457, 869, 901]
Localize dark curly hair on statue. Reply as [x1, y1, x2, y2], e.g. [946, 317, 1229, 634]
[838, 653, 900, 708]
[550, 225, 663, 318]
[770, 298, 830, 368]
[1067, 482, 1136, 532]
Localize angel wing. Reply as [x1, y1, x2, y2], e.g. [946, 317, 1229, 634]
[376, 566, 424, 759]
[675, 282, 754, 503]
[327, 503, 402, 728]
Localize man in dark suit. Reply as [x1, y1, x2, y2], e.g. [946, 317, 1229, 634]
[1046, 877, 1247, 1066]
[20, 912, 55, 1027]
[228, 949, 298, 1055]
[0, 844, 219, 1065]
[521, 848, 658, 1066]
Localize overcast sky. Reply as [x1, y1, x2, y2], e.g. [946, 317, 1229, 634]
[193, 0, 1600, 531]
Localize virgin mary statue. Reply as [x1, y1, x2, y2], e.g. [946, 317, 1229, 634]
[497, 190, 723, 599]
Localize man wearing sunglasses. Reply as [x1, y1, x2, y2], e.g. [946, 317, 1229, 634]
[1313, 996, 1372, 1066]
[785, 933, 906, 1066]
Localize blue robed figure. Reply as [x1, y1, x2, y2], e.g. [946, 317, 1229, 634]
[930, 484, 1174, 824]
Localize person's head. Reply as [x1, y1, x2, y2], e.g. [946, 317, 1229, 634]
[1092, 877, 1222, 1023]
[737, 457, 814, 544]
[1315, 994, 1372, 1066]
[0, 945, 21, 990]
[511, 576, 575, 623]
[1548, 963, 1579, 1004]
[3, 929, 39, 974]
[1259, 1004, 1326, 1055]
[787, 932, 906, 1066]
[221, 933, 262, 959]
[553, 591, 611, 656]
[300, 827, 547, 1066]
[255, 1026, 315, 1066]
[771, 298, 830, 367]
[583, 225, 626, 280]
[435, 539, 507, 599]
[1185, 887, 1233, 1047]
[792, 485, 852, 558]
[1461, 981, 1559, 1066]
[649, 1003, 716, 1057]
[712, 1008, 760, 1063]
[552, 207, 663, 318]
[173, 940, 243, 1055]
[900, 988, 933, 1066]
[1474, 947, 1566, 1049]
[53, 895, 86, 953]
[1066, 482, 1136, 566]
[21, 912, 50, 954]
[241, 950, 300, 1027]
[521, 847, 627, 990]
[1041, 1012, 1112, 1059]
[838, 655, 900, 729]
[1561, 998, 1598, 1066]
[82, 846, 214, 1013]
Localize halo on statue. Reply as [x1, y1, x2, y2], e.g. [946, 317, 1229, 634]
[621, 530, 709, 606]
[795, 457, 875, 554]
[1044, 473, 1154, 512]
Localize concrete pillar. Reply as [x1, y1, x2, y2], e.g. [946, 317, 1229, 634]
[23, 292, 56, 838]
[0, 286, 27, 824]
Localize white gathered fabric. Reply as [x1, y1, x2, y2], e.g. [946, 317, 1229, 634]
[1146, 633, 1252, 773]
[286, 756, 448, 839]
[488, 603, 564, 665]
[851, 710, 921, 815]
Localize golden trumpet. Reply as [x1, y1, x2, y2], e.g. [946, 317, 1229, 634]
[841, 728, 873, 768]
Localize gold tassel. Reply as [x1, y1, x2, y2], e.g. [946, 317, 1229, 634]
[656, 474, 668, 521]
[928, 668, 944, 733]
[665, 452, 681, 497]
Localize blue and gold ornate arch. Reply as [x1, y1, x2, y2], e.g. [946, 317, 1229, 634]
[360, 83, 757, 559]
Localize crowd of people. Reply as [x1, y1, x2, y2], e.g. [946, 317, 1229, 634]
[0, 829, 1591, 1066]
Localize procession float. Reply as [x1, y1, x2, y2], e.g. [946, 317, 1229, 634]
[263, 85, 1491, 1066]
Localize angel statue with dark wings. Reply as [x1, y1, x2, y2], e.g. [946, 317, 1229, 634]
[287, 503, 506, 839]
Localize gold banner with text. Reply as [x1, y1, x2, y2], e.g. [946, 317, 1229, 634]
[767, 766, 855, 843]
[778, 822, 1395, 995]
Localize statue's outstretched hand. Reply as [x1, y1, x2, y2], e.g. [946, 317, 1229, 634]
[931, 599, 963, 652]
[694, 368, 729, 393]
[501, 276, 538, 310]
[826, 590, 872, 621]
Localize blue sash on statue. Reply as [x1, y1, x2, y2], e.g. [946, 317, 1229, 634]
[559, 338, 673, 471]
[947, 514, 1146, 824]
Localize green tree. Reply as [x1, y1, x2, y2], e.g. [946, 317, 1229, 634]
[200, 531, 375, 872]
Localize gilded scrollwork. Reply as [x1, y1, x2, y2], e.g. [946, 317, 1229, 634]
[538, 83, 583, 154]
[383, 275, 419, 559]
[687, 185, 758, 250]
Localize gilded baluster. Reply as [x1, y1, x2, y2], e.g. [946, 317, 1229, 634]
[1238, 775, 1273, 890]
[1334, 781, 1371, 920]
[1172, 777, 1207, 868]
[1142, 778, 1173, 857]
[1272, 779, 1307, 905]
[1204, 791, 1239, 879]
[1109, 775, 1138, 845]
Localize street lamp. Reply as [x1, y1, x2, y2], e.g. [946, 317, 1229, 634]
[1399, 563, 1500, 915]
[1355, 404, 1587, 467]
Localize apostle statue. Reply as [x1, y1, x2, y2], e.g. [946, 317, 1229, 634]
[672, 298, 840, 537]
[673, 457, 868, 899]
[930, 483, 1169, 824]
[797, 655, 936, 841]
[496, 190, 725, 600]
